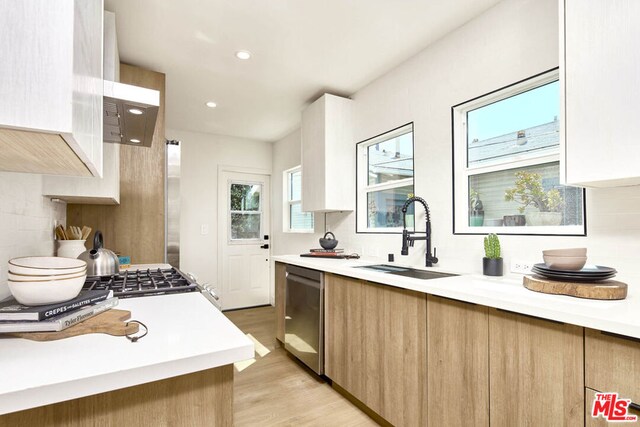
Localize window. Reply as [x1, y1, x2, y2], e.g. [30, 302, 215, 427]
[283, 166, 314, 232]
[452, 69, 586, 235]
[357, 123, 415, 233]
[229, 182, 263, 241]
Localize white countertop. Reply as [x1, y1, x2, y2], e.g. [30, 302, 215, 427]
[274, 255, 640, 339]
[0, 292, 254, 415]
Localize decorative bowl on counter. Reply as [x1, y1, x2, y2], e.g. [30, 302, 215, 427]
[8, 269, 86, 282]
[7, 273, 86, 306]
[542, 247, 587, 257]
[542, 255, 588, 271]
[8, 256, 87, 276]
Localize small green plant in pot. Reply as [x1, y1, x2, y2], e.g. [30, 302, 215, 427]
[483, 233, 503, 276]
[469, 188, 484, 227]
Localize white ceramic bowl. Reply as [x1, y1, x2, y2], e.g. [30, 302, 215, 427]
[542, 247, 587, 257]
[7, 273, 86, 306]
[543, 255, 588, 271]
[8, 268, 87, 282]
[8, 257, 86, 276]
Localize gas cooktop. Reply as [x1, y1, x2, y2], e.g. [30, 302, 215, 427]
[82, 268, 199, 298]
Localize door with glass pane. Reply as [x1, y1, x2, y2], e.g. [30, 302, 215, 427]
[218, 171, 270, 310]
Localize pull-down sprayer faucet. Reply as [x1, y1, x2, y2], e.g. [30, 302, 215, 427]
[401, 196, 438, 267]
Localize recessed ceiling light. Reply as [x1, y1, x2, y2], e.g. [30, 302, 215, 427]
[235, 50, 251, 60]
[127, 108, 144, 115]
[205, 101, 217, 108]
[130, 138, 141, 144]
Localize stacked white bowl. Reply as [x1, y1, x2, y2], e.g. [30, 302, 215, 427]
[7, 257, 87, 306]
[542, 248, 587, 270]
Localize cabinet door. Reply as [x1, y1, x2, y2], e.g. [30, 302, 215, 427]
[274, 262, 286, 342]
[301, 94, 353, 212]
[585, 329, 640, 404]
[489, 309, 584, 427]
[325, 274, 427, 426]
[562, 0, 640, 187]
[427, 295, 489, 427]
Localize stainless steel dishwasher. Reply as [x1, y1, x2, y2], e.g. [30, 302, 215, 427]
[284, 264, 324, 374]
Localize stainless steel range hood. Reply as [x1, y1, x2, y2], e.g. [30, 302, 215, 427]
[103, 80, 159, 147]
[102, 11, 159, 148]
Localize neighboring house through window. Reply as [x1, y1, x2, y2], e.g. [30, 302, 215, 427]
[452, 69, 586, 235]
[283, 166, 314, 232]
[356, 123, 415, 233]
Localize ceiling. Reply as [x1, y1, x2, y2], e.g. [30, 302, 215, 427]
[106, 0, 501, 142]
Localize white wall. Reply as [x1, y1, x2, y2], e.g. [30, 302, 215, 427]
[272, 0, 640, 284]
[169, 128, 272, 293]
[271, 129, 325, 258]
[0, 172, 66, 300]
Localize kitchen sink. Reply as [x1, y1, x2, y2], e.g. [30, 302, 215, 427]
[355, 264, 457, 280]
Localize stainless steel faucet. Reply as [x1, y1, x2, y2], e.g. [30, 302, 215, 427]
[401, 196, 438, 267]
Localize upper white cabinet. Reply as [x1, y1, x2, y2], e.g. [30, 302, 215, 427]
[43, 11, 119, 204]
[301, 94, 353, 212]
[561, 0, 640, 187]
[0, 0, 103, 177]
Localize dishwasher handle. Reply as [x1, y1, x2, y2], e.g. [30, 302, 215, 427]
[286, 272, 322, 290]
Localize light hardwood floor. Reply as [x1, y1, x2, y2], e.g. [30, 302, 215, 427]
[225, 306, 378, 427]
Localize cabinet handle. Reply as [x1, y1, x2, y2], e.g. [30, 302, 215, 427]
[630, 402, 640, 412]
[496, 308, 564, 325]
[600, 331, 640, 344]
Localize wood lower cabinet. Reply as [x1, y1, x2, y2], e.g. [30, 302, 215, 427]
[585, 328, 640, 404]
[427, 295, 489, 426]
[0, 365, 233, 427]
[274, 262, 286, 342]
[324, 273, 427, 426]
[489, 308, 584, 427]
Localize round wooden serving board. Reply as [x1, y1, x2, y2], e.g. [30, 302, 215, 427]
[523, 275, 627, 300]
[9, 309, 139, 342]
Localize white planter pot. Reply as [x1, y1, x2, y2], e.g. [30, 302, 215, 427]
[525, 212, 562, 226]
[57, 240, 87, 259]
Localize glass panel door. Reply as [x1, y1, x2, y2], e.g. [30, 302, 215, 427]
[229, 182, 262, 241]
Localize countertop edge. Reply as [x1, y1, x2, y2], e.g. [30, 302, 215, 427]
[0, 343, 253, 415]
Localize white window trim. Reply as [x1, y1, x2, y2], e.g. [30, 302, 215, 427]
[452, 69, 585, 236]
[283, 166, 314, 233]
[356, 123, 414, 233]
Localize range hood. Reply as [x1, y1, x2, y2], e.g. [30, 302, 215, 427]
[103, 80, 159, 147]
[102, 11, 159, 148]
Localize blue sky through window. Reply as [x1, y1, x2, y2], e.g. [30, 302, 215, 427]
[467, 80, 559, 142]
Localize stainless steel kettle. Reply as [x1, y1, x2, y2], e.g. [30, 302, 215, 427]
[77, 231, 120, 276]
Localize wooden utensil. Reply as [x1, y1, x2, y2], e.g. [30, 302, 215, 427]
[523, 275, 627, 300]
[7, 310, 139, 341]
[55, 225, 66, 240]
[81, 226, 92, 240]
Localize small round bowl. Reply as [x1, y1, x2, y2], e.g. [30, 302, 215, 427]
[8, 268, 86, 282]
[543, 255, 587, 271]
[8, 257, 86, 276]
[7, 274, 86, 306]
[542, 247, 587, 257]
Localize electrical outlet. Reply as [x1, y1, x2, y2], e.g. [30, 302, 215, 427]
[510, 260, 534, 274]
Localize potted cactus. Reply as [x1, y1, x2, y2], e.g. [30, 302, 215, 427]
[483, 233, 503, 276]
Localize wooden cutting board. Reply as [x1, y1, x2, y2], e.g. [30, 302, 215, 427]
[9, 309, 139, 342]
[523, 275, 628, 300]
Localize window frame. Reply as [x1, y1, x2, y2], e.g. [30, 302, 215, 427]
[451, 68, 587, 236]
[356, 122, 415, 234]
[283, 165, 314, 233]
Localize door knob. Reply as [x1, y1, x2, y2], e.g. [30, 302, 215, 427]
[260, 244, 269, 249]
